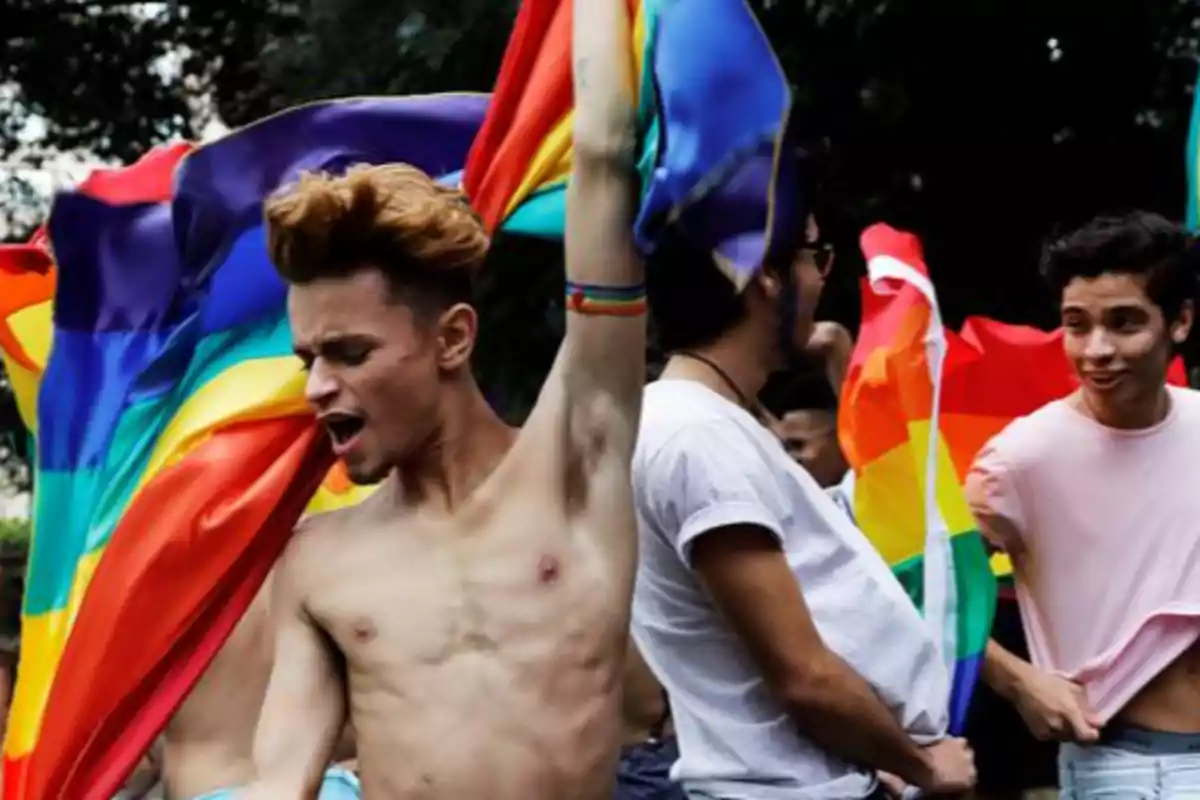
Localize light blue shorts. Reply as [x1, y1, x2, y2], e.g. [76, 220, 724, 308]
[1061, 727, 1200, 799]
[192, 765, 361, 800]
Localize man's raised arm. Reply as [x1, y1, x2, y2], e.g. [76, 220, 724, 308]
[557, 0, 644, 454]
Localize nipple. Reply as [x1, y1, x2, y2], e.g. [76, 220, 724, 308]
[351, 618, 377, 644]
[537, 554, 562, 585]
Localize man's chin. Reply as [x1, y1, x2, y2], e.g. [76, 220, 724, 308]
[344, 459, 388, 487]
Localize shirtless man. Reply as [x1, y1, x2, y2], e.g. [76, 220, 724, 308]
[969, 211, 1200, 796]
[243, 0, 644, 795]
[120, 583, 360, 800]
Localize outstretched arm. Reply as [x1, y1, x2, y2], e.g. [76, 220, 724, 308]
[244, 545, 346, 799]
[555, 0, 644, 463]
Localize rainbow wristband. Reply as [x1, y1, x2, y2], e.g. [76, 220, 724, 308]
[565, 281, 647, 317]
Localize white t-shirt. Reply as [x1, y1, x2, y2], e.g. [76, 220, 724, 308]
[826, 470, 856, 522]
[631, 380, 949, 800]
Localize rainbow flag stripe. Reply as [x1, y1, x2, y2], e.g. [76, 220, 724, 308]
[841, 225, 1190, 732]
[0, 230, 53, 436]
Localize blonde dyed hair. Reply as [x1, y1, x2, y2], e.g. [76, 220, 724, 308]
[264, 163, 489, 309]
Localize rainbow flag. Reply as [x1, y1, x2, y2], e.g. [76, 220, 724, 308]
[0, 95, 487, 799]
[0, 229, 54, 437]
[1188, 59, 1200, 230]
[840, 224, 997, 733]
[840, 224, 1189, 732]
[466, 0, 802, 279]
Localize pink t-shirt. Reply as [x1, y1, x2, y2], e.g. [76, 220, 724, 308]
[966, 386, 1200, 723]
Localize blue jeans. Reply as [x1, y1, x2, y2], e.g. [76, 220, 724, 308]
[614, 737, 685, 800]
[1061, 727, 1200, 799]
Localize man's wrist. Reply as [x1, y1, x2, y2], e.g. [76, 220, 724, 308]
[983, 640, 1034, 703]
[904, 746, 937, 791]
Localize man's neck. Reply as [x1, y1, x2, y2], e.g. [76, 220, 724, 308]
[1077, 383, 1172, 431]
[661, 329, 773, 409]
[392, 385, 517, 513]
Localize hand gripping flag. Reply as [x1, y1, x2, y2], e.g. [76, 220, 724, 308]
[840, 224, 1189, 733]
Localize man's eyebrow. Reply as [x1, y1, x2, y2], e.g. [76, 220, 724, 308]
[301, 333, 380, 351]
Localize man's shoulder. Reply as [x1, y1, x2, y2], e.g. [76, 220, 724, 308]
[287, 495, 374, 562]
[1170, 385, 1200, 419]
[296, 501, 362, 537]
[984, 398, 1073, 461]
[637, 381, 762, 463]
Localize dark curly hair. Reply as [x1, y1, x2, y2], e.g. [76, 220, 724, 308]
[1041, 211, 1199, 323]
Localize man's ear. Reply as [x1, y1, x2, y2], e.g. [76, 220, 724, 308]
[754, 268, 783, 302]
[1171, 299, 1194, 344]
[436, 302, 477, 371]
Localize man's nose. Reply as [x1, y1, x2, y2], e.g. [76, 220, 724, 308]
[1083, 328, 1116, 360]
[305, 361, 338, 408]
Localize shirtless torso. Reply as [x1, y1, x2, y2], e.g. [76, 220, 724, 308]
[284, 410, 637, 798]
[1116, 639, 1200, 733]
[246, 0, 643, 794]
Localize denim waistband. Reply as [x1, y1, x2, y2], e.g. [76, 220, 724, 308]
[1100, 725, 1200, 755]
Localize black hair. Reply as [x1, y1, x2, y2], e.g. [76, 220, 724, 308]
[759, 362, 838, 417]
[1040, 211, 1199, 323]
[646, 230, 749, 352]
[647, 138, 821, 353]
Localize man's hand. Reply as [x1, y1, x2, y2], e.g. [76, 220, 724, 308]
[1012, 669, 1101, 742]
[876, 771, 908, 798]
[803, 321, 853, 398]
[916, 737, 976, 796]
[804, 321, 852, 358]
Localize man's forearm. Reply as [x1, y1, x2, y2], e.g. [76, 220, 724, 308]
[781, 651, 933, 788]
[568, 0, 640, 286]
[982, 638, 1031, 703]
[572, 0, 637, 166]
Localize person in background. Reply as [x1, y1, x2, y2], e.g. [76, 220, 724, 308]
[969, 211, 1200, 797]
[631, 215, 975, 799]
[761, 322, 853, 490]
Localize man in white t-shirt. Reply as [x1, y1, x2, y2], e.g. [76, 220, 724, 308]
[633, 218, 976, 799]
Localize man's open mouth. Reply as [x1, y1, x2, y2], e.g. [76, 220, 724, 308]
[323, 413, 366, 446]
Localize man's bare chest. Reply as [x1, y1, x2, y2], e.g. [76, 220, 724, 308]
[307, 526, 626, 677]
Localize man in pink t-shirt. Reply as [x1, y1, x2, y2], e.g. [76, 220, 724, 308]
[967, 211, 1200, 797]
